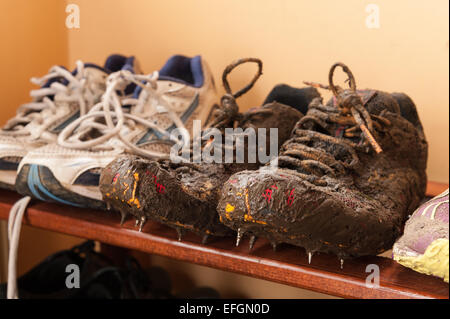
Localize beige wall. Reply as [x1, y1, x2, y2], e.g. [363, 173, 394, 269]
[67, 0, 449, 183]
[0, 0, 83, 281]
[0, 0, 448, 298]
[0, 0, 68, 124]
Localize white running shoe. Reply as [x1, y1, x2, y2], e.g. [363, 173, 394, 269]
[0, 54, 139, 189]
[15, 55, 219, 209]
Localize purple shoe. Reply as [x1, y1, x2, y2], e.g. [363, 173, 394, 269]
[393, 189, 449, 282]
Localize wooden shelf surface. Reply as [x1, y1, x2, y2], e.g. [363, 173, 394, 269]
[0, 181, 448, 299]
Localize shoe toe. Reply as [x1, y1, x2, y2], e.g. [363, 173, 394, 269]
[219, 168, 400, 257]
[101, 157, 233, 237]
[218, 168, 303, 239]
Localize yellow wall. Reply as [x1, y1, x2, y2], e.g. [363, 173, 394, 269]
[0, 0, 448, 298]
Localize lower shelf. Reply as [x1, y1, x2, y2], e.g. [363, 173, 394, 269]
[0, 183, 448, 299]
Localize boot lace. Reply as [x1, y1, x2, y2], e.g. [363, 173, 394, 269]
[278, 62, 391, 186]
[171, 57, 274, 166]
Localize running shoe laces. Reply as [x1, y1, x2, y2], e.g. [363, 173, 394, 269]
[3, 61, 99, 142]
[57, 69, 190, 159]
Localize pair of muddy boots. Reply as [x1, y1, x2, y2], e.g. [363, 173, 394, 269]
[100, 58, 319, 238]
[101, 61, 428, 261]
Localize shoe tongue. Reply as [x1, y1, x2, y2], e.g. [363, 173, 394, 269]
[330, 90, 377, 108]
[80, 64, 109, 83]
[40, 66, 69, 89]
[73, 55, 140, 83]
[131, 54, 200, 99]
[40, 63, 107, 89]
[103, 54, 140, 95]
[40, 55, 139, 89]
[263, 85, 321, 115]
[104, 54, 140, 74]
[54, 58, 139, 92]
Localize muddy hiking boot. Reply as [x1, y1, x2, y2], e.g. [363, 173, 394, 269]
[99, 58, 320, 241]
[217, 62, 428, 262]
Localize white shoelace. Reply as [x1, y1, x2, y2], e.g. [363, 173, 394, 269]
[6, 196, 30, 299]
[3, 61, 98, 141]
[5, 61, 101, 299]
[6, 70, 191, 299]
[57, 70, 190, 159]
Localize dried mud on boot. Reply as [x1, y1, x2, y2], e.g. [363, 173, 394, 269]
[100, 58, 319, 241]
[218, 62, 428, 259]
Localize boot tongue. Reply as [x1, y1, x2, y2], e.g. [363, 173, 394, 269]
[331, 90, 377, 108]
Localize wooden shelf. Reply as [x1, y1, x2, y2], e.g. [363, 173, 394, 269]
[0, 181, 448, 299]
